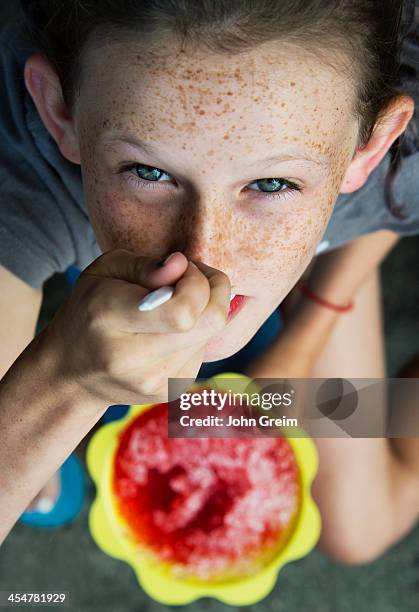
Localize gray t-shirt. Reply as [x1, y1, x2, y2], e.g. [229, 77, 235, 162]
[0, 10, 419, 288]
[0, 17, 101, 288]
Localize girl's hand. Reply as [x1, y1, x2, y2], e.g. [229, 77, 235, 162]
[39, 249, 231, 406]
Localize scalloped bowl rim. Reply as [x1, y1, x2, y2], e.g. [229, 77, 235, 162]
[86, 373, 321, 606]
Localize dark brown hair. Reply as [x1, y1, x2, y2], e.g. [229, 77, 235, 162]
[20, 0, 416, 217]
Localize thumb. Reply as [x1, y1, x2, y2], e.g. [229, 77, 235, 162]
[81, 249, 188, 290]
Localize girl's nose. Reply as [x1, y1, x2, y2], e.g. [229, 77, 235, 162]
[175, 197, 234, 271]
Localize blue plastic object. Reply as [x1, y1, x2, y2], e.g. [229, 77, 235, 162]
[20, 454, 85, 527]
[64, 264, 81, 288]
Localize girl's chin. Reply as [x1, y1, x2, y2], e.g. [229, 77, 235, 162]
[201, 333, 247, 364]
[201, 301, 271, 364]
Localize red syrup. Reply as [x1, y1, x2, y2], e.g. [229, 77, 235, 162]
[112, 402, 300, 579]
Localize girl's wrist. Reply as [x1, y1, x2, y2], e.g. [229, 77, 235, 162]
[280, 293, 342, 358]
[18, 327, 106, 417]
[297, 280, 354, 313]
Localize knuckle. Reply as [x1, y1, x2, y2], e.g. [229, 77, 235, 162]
[85, 301, 108, 331]
[82, 282, 111, 331]
[206, 303, 228, 332]
[217, 269, 230, 286]
[168, 301, 197, 332]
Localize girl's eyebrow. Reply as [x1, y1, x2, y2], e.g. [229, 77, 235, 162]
[102, 133, 156, 155]
[256, 152, 329, 169]
[102, 131, 329, 169]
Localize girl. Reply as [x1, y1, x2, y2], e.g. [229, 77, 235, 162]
[1, 0, 419, 565]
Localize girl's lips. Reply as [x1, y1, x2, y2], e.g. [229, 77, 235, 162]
[227, 294, 247, 321]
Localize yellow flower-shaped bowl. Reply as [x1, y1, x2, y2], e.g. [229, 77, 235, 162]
[86, 373, 321, 606]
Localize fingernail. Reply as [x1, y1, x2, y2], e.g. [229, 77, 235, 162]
[138, 286, 175, 311]
[36, 497, 55, 513]
[156, 252, 179, 268]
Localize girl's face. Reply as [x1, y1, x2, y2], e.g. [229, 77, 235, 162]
[74, 37, 359, 361]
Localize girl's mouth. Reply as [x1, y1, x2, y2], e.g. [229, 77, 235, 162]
[227, 293, 247, 321]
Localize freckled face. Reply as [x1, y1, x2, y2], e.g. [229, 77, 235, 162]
[73, 36, 359, 361]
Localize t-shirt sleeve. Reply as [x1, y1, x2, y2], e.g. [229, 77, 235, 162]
[0, 18, 94, 289]
[0, 151, 77, 289]
[319, 149, 419, 254]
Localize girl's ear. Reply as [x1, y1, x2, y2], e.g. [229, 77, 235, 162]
[24, 53, 81, 164]
[339, 95, 414, 194]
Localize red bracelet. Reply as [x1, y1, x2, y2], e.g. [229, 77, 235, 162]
[297, 281, 354, 313]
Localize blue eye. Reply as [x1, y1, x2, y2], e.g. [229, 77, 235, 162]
[120, 163, 302, 201]
[128, 163, 172, 183]
[247, 178, 302, 200]
[119, 163, 174, 193]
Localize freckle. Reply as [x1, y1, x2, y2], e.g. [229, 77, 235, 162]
[227, 91, 233, 95]
[223, 133, 230, 139]
[290, 82, 296, 87]
[216, 97, 222, 104]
